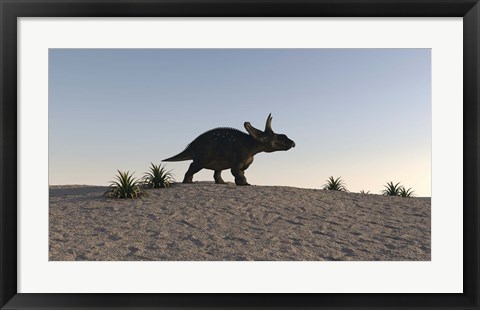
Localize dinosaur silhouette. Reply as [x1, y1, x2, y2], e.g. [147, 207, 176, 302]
[163, 114, 295, 186]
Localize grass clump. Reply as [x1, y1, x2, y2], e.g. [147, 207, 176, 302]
[360, 190, 370, 194]
[381, 182, 402, 196]
[399, 187, 415, 197]
[323, 176, 347, 191]
[141, 163, 175, 188]
[104, 170, 144, 199]
[381, 181, 415, 197]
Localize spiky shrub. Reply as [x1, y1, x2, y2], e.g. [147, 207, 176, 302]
[142, 163, 175, 188]
[399, 187, 415, 197]
[323, 176, 347, 191]
[381, 182, 403, 196]
[104, 170, 143, 199]
[360, 190, 371, 194]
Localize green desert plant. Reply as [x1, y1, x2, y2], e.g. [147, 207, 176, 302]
[142, 163, 175, 188]
[323, 176, 347, 191]
[381, 181, 403, 196]
[104, 170, 144, 199]
[360, 190, 371, 194]
[399, 187, 415, 197]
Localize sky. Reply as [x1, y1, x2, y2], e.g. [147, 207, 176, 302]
[49, 48, 431, 196]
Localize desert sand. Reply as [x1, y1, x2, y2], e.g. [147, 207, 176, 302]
[49, 182, 430, 261]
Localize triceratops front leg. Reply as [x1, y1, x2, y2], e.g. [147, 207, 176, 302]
[213, 170, 226, 184]
[231, 167, 250, 186]
[183, 162, 203, 183]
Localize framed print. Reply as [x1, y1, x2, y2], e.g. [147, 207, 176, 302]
[1, 0, 479, 309]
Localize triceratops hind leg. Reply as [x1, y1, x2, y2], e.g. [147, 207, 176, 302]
[183, 162, 203, 183]
[231, 168, 250, 186]
[214, 170, 226, 184]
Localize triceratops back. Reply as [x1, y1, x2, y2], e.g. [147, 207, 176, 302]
[163, 127, 250, 162]
[187, 127, 249, 152]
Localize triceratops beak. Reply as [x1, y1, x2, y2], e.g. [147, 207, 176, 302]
[265, 113, 273, 133]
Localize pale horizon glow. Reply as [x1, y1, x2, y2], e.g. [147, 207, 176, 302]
[49, 48, 431, 196]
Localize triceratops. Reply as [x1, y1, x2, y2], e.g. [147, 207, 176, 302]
[162, 114, 295, 186]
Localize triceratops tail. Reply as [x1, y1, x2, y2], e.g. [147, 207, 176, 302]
[162, 149, 194, 162]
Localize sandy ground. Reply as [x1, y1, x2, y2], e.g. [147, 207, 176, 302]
[49, 182, 430, 261]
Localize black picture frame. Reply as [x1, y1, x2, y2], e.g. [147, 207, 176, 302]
[1, 0, 478, 309]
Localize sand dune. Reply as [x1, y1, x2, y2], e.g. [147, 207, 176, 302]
[49, 182, 430, 261]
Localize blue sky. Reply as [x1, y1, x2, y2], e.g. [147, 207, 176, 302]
[49, 48, 431, 196]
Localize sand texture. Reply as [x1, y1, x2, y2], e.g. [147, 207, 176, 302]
[49, 183, 430, 261]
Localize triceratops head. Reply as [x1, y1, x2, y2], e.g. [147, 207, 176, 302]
[244, 113, 296, 153]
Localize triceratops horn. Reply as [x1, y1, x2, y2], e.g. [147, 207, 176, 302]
[265, 113, 273, 133]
